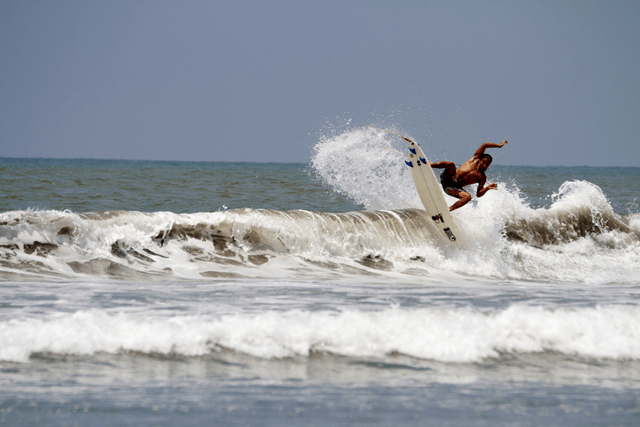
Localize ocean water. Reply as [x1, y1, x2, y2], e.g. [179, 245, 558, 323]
[1, 127, 640, 426]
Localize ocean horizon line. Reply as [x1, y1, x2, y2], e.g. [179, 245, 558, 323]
[0, 156, 637, 169]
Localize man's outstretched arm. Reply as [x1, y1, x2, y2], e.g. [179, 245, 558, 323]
[429, 161, 455, 169]
[473, 140, 508, 158]
[429, 161, 457, 177]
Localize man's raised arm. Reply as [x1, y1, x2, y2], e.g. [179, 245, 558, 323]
[473, 140, 508, 158]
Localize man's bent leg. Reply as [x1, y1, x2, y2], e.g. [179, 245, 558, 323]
[445, 188, 471, 211]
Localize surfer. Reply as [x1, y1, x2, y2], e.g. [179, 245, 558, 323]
[429, 140, 508, 211]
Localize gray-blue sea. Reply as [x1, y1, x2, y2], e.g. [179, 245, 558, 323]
[1, 129, 640, 426]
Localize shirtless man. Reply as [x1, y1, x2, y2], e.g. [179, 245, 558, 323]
[429, 140, 508, 211]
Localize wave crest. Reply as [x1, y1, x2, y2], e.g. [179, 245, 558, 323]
[504, 181, 636, 246]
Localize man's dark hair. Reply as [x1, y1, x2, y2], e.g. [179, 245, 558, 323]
[480, 153, 493, 164]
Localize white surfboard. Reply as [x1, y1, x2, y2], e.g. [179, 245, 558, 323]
[405, 141, 459, 245]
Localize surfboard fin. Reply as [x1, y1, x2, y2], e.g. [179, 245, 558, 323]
[405, 160, 413, 167]
[420, 157, 427, 164]
[409, 147, 417, 155]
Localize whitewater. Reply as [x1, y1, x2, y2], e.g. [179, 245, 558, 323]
[1, 127, 640, 426]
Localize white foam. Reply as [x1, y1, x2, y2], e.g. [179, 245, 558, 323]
[629, 213, 640, 232]
[3, 306, 640, 363]
[311, 127, 419, 211]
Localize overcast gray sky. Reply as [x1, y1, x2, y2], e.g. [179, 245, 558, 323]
[1, 0, 639, 166]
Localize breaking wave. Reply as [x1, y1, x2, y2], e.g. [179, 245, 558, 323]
[3, 305, 640, 363]
[0, 191, 638, 285]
